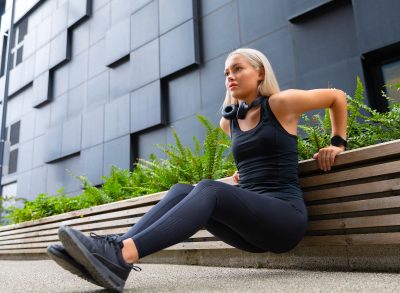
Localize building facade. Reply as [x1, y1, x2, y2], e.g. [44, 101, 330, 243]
[0, 0, 399, 201]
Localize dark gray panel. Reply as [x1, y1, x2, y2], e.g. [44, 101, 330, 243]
[22, 29, 36, 60]
[71, 21, 90, 56]
[36, 16, 51, 49]
[137, 127, 168, 160]
[81, 144, 104, 186]
[87, 71, 109, 108]
[67, 83, 86, 118]
[110, 59, 131, 100]
[89, 2, 110, 45]
[32, 135, 46, 168]
[53, 64, 69, 97]
[34, 43, 50, 77]
[88, 39, 106, 79]
[168, 70, 201, 121]
[105, 17, 130, 66]
[159, 0, 195, 34]
[104, 93, 130, 142]
[287, 0, 332, 20]
[44, 124, 62, 162]
[68, 0, 91, 28]
[296, 56, 363, 99]
[130, 0, 158, 51]
[160, 19, 200, 77]
[21, 55, 35, 88]
[46, 161, 66, 194]
[69, 50, 88, 88]
[247, 27, 296, 86]
[63, 155, 83, 193]
[61, 115, 82, 157]
[130, 39, 159, 90]
[50, 30, 70, 68]
[130, 80, 162, 133]
[131, 0, 153, 14]
[166, 114, 206, 153]
[34, 106, 51, 137]
[199, 103, 224, 129]
[93, 0, 110, 11]
[237, 0, 288, 44]
[32, 71, 50, 108]
[17, 172, 31, 199]
[82, 105, 104, 149]
[17, 141, 33, 172]
[50, 93, 68, 127]
[51, 2, 68, 38]
[201, 2, 240, 61]
[103, 135, 130, 175]
[352, 0, 400, 53]
[199, 0, 231, 17]
[291, 3, 358, 75]
[8, 63, 22, 96]
[111, 0, 132, 25]
[200, 54, 226, 108]
[19, 112, 35, 143]
[30, 166, 48, 197]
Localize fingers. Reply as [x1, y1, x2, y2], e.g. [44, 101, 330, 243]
[233, 171, 239, 183]
[315, 148, 339, 171]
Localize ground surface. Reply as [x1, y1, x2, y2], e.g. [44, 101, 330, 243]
[1, 260, 400, 292]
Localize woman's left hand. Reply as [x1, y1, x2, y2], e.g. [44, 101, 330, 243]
[312, 145, 345, 172]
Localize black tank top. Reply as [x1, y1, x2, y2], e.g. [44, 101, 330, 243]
[230, 96, 303, 201]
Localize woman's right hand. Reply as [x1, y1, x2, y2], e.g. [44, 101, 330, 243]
[233, 170, 240, 184]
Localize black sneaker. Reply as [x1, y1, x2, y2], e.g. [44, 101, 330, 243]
[58, 225, 141, 292]
[46, 244, 100, 286]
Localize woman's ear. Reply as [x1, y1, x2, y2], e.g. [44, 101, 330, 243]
[258, 67, 265, 81]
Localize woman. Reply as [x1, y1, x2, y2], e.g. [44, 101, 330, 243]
[47, 48, 348, 292]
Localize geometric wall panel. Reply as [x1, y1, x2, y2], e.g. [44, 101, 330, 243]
[160, 19, 200, 77]
[130, 79, 162, 133]
[68, 0, 92, 28]
[105, 17, 130, 67]
[32, 70, 50, 108]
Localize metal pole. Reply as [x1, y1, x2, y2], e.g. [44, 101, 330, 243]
[0, 0, 17, 196]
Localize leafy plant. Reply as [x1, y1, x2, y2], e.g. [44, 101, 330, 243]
[297, 76, 400, 160]
[3, 115, 236, 224]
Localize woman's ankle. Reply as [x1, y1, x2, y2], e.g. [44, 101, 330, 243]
[121, 238, 139, 264]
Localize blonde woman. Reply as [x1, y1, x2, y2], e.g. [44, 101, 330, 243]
[47, 48, 347, 292]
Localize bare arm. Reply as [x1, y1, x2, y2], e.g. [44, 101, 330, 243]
[274, 88, 348, 170]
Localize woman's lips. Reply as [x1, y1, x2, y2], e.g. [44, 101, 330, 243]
[229, 85, 238, 89]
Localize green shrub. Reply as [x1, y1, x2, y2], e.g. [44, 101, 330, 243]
[297, 76, 400, 160]
[2, 115, 236, 224]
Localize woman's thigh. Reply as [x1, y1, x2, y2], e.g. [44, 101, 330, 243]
[199, 179, 308, 253]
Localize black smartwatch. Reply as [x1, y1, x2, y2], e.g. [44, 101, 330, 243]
[330, 135, 347, 149]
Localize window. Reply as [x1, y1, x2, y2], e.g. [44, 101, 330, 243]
[3, 120, 20, 175]
[381, 59, 400, 104]
[361, 42, 400, 112]
[0, 17, 28, 76]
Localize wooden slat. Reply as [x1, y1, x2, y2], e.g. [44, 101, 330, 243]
[300, 160, 400, 188]
[0, 191, 166, 232]
[304, 178, 400, 202]
[299, 139, 400, 174]
[300, 232, 400, 246]
[307, 214, 400, 231]
[307, 196, 400, 216]
[0, 205, 153, 238]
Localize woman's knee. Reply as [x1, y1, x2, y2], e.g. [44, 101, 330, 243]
[164, 183, 194, 201]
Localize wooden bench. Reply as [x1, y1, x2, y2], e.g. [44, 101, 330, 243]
[1, 139, 399, 272]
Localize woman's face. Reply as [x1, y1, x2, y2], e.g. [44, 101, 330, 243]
[224, 54, 263, 101]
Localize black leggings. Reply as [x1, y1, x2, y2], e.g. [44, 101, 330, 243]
[121, 179, 308, 258]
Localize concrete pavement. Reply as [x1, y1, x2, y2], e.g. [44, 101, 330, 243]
[1, 260, 399, 292]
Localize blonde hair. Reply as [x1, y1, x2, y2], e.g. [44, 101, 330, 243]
[221, 48, 280, 110]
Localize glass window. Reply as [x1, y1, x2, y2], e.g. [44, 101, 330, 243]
[381, 59, 400, 104]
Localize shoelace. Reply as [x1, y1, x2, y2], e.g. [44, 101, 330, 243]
[89, 232, 142, 272]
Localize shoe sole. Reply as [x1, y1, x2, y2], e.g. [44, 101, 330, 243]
[46, 245, 100, 286]
[58, 226, 126, 292]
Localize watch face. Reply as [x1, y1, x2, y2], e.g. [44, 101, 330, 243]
[331, 136, 346, 147]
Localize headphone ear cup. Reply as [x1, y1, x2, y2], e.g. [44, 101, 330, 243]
[237, 102, 249, 119]
[221, 104, 238, 120]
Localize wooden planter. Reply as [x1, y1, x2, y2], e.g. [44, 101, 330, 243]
[0, 139, 399, 272]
